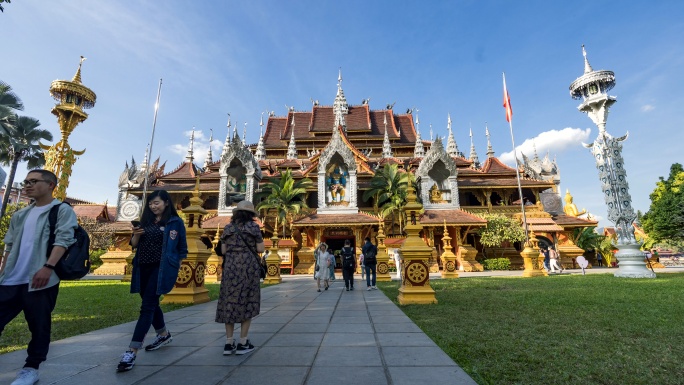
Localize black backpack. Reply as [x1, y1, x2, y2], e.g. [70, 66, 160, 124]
[364, 245, 377, 265]
[342, 247, 355, 268]
[47, 203, 91, 280]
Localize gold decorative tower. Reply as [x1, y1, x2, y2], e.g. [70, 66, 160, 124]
[520, 230, 547, 277]
[162, 177, 211, 304]
[204, 224, 223, 283]
[440, 220, 459, 279]
[263, 218, 282, 285]
[41, 57, 96, 200]
[375, 221, 392, 282]
[397, 184, 437, 305]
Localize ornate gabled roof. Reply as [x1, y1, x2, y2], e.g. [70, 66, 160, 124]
[416, 137, 457, 178]
[553, 213, 598, 227]
[158, 161, 199, 180]
[480, 157, 518, 175]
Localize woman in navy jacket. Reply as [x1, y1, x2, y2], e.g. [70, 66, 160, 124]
[117, 190, 188, 372]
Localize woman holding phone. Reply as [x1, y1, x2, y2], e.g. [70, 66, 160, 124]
[117, 190, 187, 372]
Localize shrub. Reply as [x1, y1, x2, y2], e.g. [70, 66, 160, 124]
[89, 249, 108, 271]
[483, 258, 511, 270]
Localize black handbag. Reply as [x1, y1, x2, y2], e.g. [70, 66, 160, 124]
[233, 224, 267, 279]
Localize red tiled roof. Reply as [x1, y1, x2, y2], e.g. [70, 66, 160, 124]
[384, 237, 406, 246]
[554, 214, 598, 227]
[419, 209, 487, 226]
[73, 204, 114, 222]
[160, 161, 198, 180]
[481, 157, 518, 174]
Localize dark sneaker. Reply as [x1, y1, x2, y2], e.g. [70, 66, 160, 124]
[350, 286, 354, 291]
[11, 368, 39, 385]
[144, 332, 172, 351]
[235, 340, 255, 355]
[117, 350, 136, 372]
[223, 342, 236, 355]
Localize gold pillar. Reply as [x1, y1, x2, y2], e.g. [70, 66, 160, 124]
[376, 222, 392, 282]
[440, 221, 459, 279]
[521, 231, 547, 277]
[162, 177, 211, 304]
[398, 185, 437, 305]
[294, 228, 316, 274]
[205, 224, 223, 283]
[41, 57, 96, 201]
[263, 232, 282, 284]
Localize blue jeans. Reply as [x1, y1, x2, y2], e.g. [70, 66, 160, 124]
[130, 265, 167, 349]
[365, 264, 376, 287]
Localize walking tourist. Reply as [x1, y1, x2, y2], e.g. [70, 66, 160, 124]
[216, 201, 265, 356]
[340, 239, 356, 291]
[394, 249, 402, 279]
[359, 253, 365, 280]
[328, 249, 337, 281]
[117, 190, 188, 372]
[314, 242, 332, 292]
[0, 170, 77, 385]
[548, 246, 563, 274]
[362, 237, 378, 290]
[541, 246, 551, 271]
[596, 252, 603, 267]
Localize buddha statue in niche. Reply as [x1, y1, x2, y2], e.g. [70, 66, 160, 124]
[430, 183, 445, 203]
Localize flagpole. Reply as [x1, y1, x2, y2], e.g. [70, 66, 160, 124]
[503, 72, 529, 245]
[141, 78, 163, 217]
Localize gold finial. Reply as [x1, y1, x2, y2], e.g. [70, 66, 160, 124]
[72, 56, 86, 84]
[443, 219, 447, 233]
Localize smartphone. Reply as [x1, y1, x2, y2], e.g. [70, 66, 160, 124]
[131, 220, 141, 227]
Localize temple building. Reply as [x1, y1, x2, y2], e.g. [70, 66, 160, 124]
[108, 72, 596, 276]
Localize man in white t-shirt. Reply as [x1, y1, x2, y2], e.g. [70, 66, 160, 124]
[0, 170, 77, 385]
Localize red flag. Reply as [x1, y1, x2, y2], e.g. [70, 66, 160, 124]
[503, 73, 513, 123]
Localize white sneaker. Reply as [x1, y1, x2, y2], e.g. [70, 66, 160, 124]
[11, 368, 39, 385]
[367, 287, 372, 291]
[372, 286, 378, 290]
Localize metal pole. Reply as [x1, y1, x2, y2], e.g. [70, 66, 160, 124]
[141, 79, 163, 217]
[503, 73, 529, 245]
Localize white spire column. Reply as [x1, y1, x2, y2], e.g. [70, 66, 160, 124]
[203, 129, 214, 169]
[485, 124, 495, 158]
[414, 115, 425, 158]
[569, 45, 654, 278]
[287, 115, 298, 159]
[382, 113, 393, 158]
[255, 113, 266, 161]
[446, 113, 460, 157]
[468, 127, 480, 168]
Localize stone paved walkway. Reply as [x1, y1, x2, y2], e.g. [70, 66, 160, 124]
[0, 277, 477, 385]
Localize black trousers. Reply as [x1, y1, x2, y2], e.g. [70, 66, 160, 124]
[342, 266, 355, 289]
[0, 283, 59, 369]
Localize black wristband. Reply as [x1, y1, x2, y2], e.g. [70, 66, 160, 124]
[43, 263, 55, 270]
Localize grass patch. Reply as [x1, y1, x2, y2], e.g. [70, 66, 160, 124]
[0, 281, 221, 355]
[378, 273, 684, 385]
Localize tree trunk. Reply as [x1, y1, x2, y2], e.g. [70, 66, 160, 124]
[1, 155, 20, 217]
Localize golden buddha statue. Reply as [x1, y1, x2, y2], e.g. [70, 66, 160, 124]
[429, 183, 444, 203]
[564, 189, 586, 217]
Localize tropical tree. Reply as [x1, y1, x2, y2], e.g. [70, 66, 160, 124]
[362, 163, 409, 235]
[0, 202, 26, 250]
[256, 169, 313, 236]
[477, 213, 526, 258]
[0, 0, 11, 13]
[642, 163, 684, 247]
[0, 80, 24, 134]
[0, 116, 53, 216]
[571, 226, 605, 252]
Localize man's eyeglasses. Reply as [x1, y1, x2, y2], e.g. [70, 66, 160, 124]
[20, 179, 48, 187]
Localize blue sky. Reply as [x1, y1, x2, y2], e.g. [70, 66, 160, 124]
[2, 1, 683, 228]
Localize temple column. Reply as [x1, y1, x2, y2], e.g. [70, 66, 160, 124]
[375, 222, 392, 282]
[162, 178, 211, 304]
[398, 185, 437, 305]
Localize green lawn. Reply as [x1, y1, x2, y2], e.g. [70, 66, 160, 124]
[0, 281, 221, 355]
[378, 273, 684, 385]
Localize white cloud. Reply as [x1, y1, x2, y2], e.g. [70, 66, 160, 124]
[499, 127, 592, 165]
[641, 104, 655, 112]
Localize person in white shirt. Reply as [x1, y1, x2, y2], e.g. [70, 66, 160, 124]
[0, 170, 77, 385]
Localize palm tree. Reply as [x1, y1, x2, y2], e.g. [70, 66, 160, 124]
[0, 80, 24, 135]
[362, 163, 409, 235]
[571, 226, 605, 252]
[0, 116, 53, 216]
[256, 169, 313, 236]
